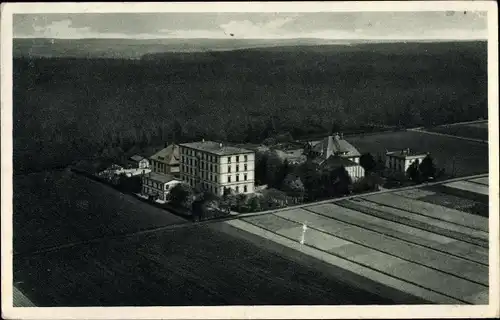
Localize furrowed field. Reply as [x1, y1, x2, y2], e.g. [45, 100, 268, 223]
[13, 171, 393, 306]
[347, 130, 489, 177]
[13, 171, 186, 254]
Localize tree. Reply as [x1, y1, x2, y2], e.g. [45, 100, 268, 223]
[169, 183, 193, 209]
[248, 196, 261, 212]
[274, 159, 291, 188]
[265, 152, 284, 187]
[282, 173, 305, 202]
[359, 153, 377, 172]
[419, 155, 437, 181]
[255, 152, 269, 185]
[332, 166, 352, 196]
[297, 160, 321, 201]
[406, 160, 421, 182]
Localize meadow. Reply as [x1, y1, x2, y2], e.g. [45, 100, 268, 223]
[425, 122, 489, 141]
[13, 170, 186, 255]
[347, 130, 489, 177]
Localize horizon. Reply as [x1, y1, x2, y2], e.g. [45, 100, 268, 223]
[13, 11, 488, 41]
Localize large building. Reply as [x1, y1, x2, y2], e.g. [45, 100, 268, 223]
[179, 140, 255, 196]
[307, 133, 361, 165]
[386, 149, 428, 173]
[149, 144, 180, 177]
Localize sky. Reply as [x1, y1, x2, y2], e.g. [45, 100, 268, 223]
[13, 11, 488, 40]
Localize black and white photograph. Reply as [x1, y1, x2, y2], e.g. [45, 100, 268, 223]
[1, 1, 499, 319]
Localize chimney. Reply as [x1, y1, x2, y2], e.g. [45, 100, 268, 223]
[340, 132, 344, 140]
[407, 148, 410, 154]
[219, 143, 223, 148]
[202, 138, 205, 142]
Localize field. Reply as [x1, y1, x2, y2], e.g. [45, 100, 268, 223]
[13, 171, 186, 255]
[425, 122, 489, 141]
[227, 181, 490, 304]
[13, 171, 392, 306]
[347, 130, 489, 177]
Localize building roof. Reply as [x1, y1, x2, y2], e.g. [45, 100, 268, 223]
[150, 144, 180, 165]
[387, 149, 428, 159]
[319, 155, 359, 169]
[130, 155, 145, 162]
[312, 134, 361, 159]
[179, 141, 254, 156]
[145, 172, 176, 184]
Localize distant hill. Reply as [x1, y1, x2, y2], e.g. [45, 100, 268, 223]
[14, 38, 354, 59]
[13, 38, 484, 59]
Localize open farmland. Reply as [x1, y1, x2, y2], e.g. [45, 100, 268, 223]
[13, 171, 186, 255]
[347, 130, 488, 177]
[13, 171, 395, 306]
[13, 222, 393, 306]
[225, 177, 490, 304]
[425, 122, 489, 141]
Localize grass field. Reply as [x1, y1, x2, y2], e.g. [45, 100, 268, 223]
[13, 171, 186, 254]
[425, 123, 489, 141]
[13, 223, 393, 306]
[13, 171, 393, 306]
[347, 130, 488, 177]
[416, 190, 489, 218]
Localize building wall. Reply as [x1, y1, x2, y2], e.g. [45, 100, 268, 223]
[385, 155, 426, 173]
[346, 165, 365, 182]
[179, 146, 255, 196]
[150, 159, 179, 176]
[138, 159, 150, 169]
[142, 176, 168, 201]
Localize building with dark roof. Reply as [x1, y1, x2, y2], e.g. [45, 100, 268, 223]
[179, 140, 255, 196]
[149, 144, 180, 176]
[307, 133, 361, 165]
[129, 154, 150, 169]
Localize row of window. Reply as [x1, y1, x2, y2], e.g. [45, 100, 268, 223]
[143, 179, 167, 191]
[227, 155, 248, 163]
[227, 174, 248, 183]
[181, 149, 217, 162]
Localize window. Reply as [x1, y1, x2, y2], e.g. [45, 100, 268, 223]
[244, 174, 247, 181]
[236, 156, 240, 162]
[227, 156, 231, 163]
[244, 155, 248, 162]
[244, 185, 248, 193]
[244, 164, 247, 171]
[236, 186, 239, 193]
[228, 165, 232, 173]
[215, 176, 218, 183]
[236, 175, 239, 182]
[228, 176, 231, 183]
[236, 165, 239, 172]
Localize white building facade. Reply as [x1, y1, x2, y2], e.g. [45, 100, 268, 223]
[386, 149, 428, 173]
[179, 141, 255, 196]
[141, 172, 181, 202]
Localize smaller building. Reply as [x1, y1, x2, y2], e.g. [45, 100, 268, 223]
[129, 155, 150, 169]
[385, 149, 428, 174]
[307, 133, 361, 164]
[320, 155, 365, 182]
[149, 144, 180, 176]
[141, 172, 181, 202]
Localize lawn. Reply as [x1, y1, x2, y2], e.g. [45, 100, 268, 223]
[347, 130, 489, 177]
[425, 123, 489, 141]
[13, 170, 186, 255]
[13, 223, 392, 306]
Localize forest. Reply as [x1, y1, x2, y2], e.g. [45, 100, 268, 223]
[13, 41, 487, 174]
